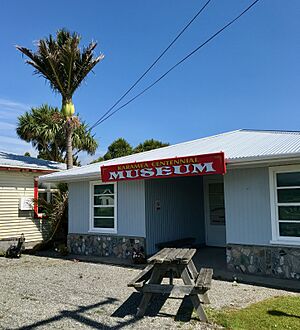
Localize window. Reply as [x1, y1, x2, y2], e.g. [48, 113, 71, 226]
[208, 182, 225, 225]
[270, 166, 300, 244]
[34, 179, 58, 217]
[90, 182, 117, 233]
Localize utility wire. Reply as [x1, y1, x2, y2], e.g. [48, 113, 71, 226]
[89, 0, 212, 131]
[92, 0, 261, 128]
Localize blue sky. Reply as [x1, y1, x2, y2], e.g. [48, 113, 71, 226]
[0, 0, 299, 163]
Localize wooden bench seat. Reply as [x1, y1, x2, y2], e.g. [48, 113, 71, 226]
[127, 264, 154, 289]
[127, 248, 213, 321]
[195, 268, 213, 290]
[156, 237, 196, 249]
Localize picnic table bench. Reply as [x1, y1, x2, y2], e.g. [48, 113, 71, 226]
[128, 247, 213, 321]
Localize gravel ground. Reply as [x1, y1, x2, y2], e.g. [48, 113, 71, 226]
[0, 255, 298, 330]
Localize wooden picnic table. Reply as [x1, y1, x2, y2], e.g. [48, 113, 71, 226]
[128, 247, 213, 321]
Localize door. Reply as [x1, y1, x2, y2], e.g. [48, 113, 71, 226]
[204, 176, 226, 247]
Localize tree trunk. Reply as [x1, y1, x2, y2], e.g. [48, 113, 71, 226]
[66, 121, 73, 169]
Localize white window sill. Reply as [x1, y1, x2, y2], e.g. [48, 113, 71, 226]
[270, 240, 300, 247]
[88, 229, 117, 235]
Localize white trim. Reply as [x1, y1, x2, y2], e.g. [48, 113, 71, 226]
[89, 181, 117, 234]
[203, 175, 226, 247]
[269, 165, 300, 244]
[270, 240, 300, 246]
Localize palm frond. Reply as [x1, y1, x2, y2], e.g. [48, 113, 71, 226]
[16, 29, 104, 101]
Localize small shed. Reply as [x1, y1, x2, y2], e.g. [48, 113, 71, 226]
[40, 129, 300, 280]
[0, 151, 65, 252]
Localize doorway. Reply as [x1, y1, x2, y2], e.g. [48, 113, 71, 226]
[204, 175, 226, 247]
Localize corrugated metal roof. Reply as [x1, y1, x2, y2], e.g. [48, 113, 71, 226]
[39, 129, 300, 182]
[0, 151, 66, 171]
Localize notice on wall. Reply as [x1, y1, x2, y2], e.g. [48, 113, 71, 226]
[100, 152, 226, 182]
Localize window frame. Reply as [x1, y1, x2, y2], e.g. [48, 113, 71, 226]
[34, 178, 58, 219]
[89, 181, 117, 234]
[269, 165, 300, 245]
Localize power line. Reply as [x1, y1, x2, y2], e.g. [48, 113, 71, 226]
[93, 0, 261, 128]
[89, 0, 212, 131]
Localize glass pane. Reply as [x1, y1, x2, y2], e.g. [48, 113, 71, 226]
[94, 195, 114, 206]
[209, 183, 225, 225]
[279, 222, 300, 237]
[277, 189, 300, 203]
[94, 207, 114, 217]
[277, 172, 300, 187]
[278, 206, 300, 221]
[38, 192, 47, 201]
[94, 217, 114, 228]
[94, 184, 114, 195]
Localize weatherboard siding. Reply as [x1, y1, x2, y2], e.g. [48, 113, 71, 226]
[117, 180, 146, 237]
[0, 171, 48, 244]
[68, 181, 90, 234]
[224, 167, 272, 245]
[68, 180, 146, 237]
[145, 176, 205, 255]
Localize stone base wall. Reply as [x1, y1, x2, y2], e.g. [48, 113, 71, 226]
[68, 234, 145, 259]
[227, 244, 300, 280]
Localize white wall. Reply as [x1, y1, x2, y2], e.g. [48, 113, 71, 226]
[68, 180, 146, 237]
[224, 167, 272, 245]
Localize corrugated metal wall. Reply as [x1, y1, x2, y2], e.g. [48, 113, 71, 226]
[145, 176, 205, 255]
[0, 171, 48, 243]
[224, 167, 272, 245]
[68, 180, 146, 237]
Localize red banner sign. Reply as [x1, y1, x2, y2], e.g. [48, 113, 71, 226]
[100, 152, 226, 182]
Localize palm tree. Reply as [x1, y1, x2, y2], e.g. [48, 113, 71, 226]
[17, 104, 98, 164]
[16, 29, 104, 169]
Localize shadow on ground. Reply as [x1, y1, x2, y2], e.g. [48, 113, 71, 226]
[16, 293, 198, 329]
[268, 310, 300, 319]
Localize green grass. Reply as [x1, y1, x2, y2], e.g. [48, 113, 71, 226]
[206, 296, 300, 330]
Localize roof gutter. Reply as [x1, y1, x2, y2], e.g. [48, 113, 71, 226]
[39, 153, 300, 183]
[227, 153, 300, 168]
[0, 166, 60, 173]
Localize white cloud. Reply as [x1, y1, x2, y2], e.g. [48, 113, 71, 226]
[0, 136, 36, 156]
[0, 122, 16, 130]
[0, 98, 31, 112]
[0, 98, 34, 156]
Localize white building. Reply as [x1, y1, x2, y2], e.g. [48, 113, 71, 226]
[40, 129, 300, 280]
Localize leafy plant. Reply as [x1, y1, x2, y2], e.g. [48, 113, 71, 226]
[17, 104, 98, 164]
[17, 29, 103, 169]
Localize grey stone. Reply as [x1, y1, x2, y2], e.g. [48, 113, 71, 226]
[227, 244, 300, 280]
[68, 233, 145, 260]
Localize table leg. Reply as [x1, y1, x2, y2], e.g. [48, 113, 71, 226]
[187, 260, 198, 281]
[181, 268, 208, 322]
[201, 292, 210, 304]
[136, 265, 163, 318]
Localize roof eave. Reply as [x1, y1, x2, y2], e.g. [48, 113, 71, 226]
[0, 165, 61, 173]
[227, 153, 300, 168]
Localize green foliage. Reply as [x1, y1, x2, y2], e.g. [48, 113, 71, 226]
[16, 29, 103, 169]
[24, 152, 31, 157]
[133, 139, 169, 153]
[206, 296, 300, 330]
[90, 138, 169, 163]
[103, 138, 133, 160]
[36, 183, 68, 242]
[16, 29, 104, 103]
[17, 104, 98, 164]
